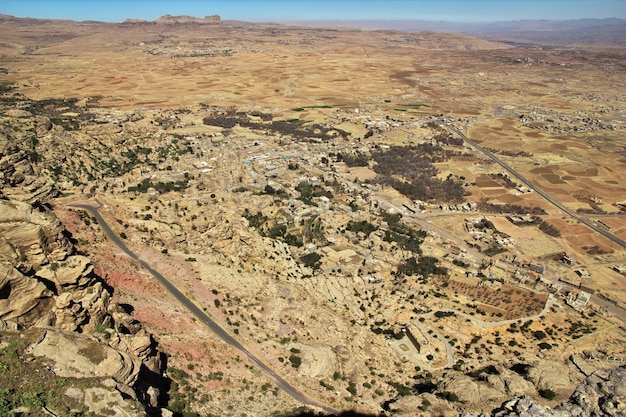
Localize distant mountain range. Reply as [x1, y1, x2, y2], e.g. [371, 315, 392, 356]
[281, 18, 626, 46]
[1, 13, 624, 46]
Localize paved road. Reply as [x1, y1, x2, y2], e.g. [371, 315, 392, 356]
[445, 125, 626, 250]
[554, 279, 626, 324]
[71, 203, 340, 415]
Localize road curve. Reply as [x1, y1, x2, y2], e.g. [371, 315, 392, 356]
[71, 203, 340, 415]
[445, 125, 626, 250]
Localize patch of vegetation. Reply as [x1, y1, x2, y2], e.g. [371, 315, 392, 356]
[0, 331, 94, 416]
[371, 145, 466, 203]
[292, 105, 333, 111]
[319, 380, 335, 391]
[202, 109, 348, 139]
[335, 152, 369, 167]
[243, 209, 268, 229]
[402, 103, 430, 109]
[295, 181, 333, 203]
[127, 178, 189, 194]
[387, 379, 437, 398]
[396, 256, 448, 278]
[299, 252, 322, 270]
[269, 407, 311, 417]
[483, 245, 507, 256]
[384, 223, 426, 254]
[537, 220, 561, 237]
[346, 220, 378, 236]
[467, 365, 499, 379]
[0, 81, 14, 93]
[477, 199, 546, 215]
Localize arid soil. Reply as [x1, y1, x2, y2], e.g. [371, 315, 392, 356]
[1, 14, 625, 417]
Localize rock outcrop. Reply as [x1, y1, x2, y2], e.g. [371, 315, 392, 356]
[0, 199, 70, 267]
[527, 360, 577, 393]
[29, 329, 142, 387]
[0, 134, 57, 204]
[437, 373, 505, 405]
[0, 196, 165, 413]
[460, 365, 626, 417]
[0, 262, 53, 326]
[155, 14, 221, 25]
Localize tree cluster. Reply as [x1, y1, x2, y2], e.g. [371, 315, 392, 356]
[371, 145, 465, 203]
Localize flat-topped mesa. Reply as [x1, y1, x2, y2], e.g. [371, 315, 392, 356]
[155, 14, 221, 25]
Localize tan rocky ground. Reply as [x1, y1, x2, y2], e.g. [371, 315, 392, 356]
[1, 13, 625, 417]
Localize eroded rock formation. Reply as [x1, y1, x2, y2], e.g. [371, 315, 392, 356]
[0, 196, 164, 414]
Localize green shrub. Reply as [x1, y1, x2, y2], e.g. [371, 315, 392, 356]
[538, 342, 552, 350]
[288, 355, 302, 369]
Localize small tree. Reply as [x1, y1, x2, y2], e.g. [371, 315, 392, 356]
[288, 354, 302, 369]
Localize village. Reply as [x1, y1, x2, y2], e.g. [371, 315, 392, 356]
[52, 101, 623, 392]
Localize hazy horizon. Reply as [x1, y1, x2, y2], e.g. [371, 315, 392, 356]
[2, 0, 625, 24]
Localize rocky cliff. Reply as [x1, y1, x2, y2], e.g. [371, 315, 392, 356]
[0, 197, 164, 415]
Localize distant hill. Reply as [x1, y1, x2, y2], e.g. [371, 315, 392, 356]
[150, 14, 221, 25]
[282, 18, 626, 46]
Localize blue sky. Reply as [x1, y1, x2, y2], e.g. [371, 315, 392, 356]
[2, 0, 625, 23]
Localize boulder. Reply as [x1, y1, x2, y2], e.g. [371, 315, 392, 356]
[29, 329, 142, 386]
[527, 360, 578, 392]
[36, 255, 94, 290]
[485, 366, 536, 397]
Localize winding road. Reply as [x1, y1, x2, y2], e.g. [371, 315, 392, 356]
[445, 124, 626, 250]
[71, 203, 340, 416]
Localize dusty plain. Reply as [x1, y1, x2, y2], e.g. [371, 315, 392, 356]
[1, 14, 625, 417]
